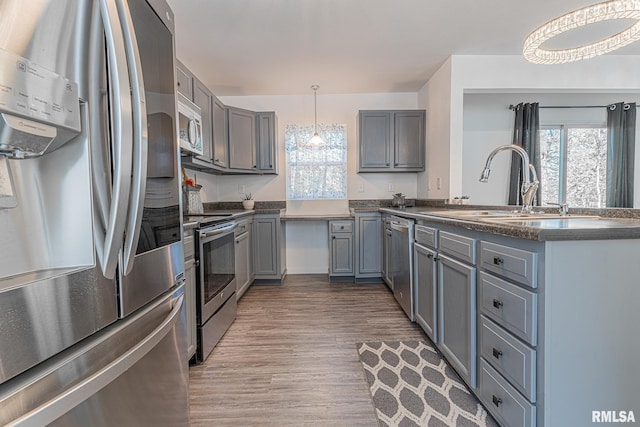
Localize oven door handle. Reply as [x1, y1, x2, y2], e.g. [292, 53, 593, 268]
[200, 222, 237, 238]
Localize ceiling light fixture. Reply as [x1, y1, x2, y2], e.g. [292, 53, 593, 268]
[523, 0, 640, 64]
[308, 84, 325, 146]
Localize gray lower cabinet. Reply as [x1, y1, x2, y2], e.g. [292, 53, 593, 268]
[235, 217, 253, 299]
[413, 242, 437, 343]
[358, 110, 425, 172]
[227, 106, 257, 171]
[355, 212, 382, 281]
[253, 213, 286, 281]
[256, 112, 278, 174]
[329, 220, 354, 277]
[183, 229, 197, 361]
[437, 253, 477, 388]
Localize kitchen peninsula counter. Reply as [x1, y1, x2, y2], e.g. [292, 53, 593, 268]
[380, 206, 640, 241]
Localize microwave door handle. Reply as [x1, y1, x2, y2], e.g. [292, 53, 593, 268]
[116, 0, 149, 274]
[93, 0, 134, 279]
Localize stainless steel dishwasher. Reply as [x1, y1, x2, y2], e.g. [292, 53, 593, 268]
[390, 215, 415, 320]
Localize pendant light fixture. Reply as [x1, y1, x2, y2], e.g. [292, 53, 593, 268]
[523, 0, 640, 64]
[308, 84, 325, 146]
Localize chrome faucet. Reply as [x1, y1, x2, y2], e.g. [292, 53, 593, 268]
[479, 144, 539, 213]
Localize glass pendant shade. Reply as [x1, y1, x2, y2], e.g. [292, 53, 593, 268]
[308, 85, 326, 146]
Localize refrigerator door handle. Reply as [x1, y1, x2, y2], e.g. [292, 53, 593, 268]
[7, 294, 184, 427]
[116, 0, 149, 274]
[91, 0, 135, 279]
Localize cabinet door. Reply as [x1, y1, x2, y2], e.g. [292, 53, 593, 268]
[227, 107, 257, 170]
[184, 258, 197, 360]
[330, 234, 353, 275]
[414, 243, 438, 343]
[176, 60, 193, 99]
[235, 231, 251, 298]
[193, 79, 213, 163]
[356, 213, 382, 277]
[358, 111, 392, 171]
[437, 254, 477, 388]
[257, 112, 277, 174]
[394, 110, 425, 170]
[253, 217, 278, 276]
[212, 96, 228, 168]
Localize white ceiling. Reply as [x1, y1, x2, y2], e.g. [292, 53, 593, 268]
[165, 0, 640, 96]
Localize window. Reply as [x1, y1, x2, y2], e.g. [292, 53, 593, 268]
[539, 125, 607, 208]
[285, 124, 347, 200]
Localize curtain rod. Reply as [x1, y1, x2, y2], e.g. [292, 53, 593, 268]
[508, 104, 637, 110]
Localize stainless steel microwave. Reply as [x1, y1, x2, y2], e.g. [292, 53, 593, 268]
[178, 94, 203, 156]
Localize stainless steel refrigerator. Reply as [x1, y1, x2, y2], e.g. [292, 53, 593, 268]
[0, 0, 189, 425]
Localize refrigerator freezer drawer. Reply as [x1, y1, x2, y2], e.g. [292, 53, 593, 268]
[0, 285, 188, 427]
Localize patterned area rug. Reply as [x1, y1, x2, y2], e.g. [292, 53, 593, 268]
[357, 341, 498, 427]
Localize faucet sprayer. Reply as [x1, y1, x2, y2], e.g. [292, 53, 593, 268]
[479, 144, 539, 213]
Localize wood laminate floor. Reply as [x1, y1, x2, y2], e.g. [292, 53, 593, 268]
[189, 274, 426, 426]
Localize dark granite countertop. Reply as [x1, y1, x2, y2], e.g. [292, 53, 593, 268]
[379, 207, 640, 241]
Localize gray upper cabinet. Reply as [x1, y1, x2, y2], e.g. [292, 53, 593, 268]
[358, 110, 425, 172]
[211, 96, 228, 169]
[193, 79, 213, 164]
[256, 112, 278, 174]
[227, 106, 257, 171]
[176, 60, 193, 99]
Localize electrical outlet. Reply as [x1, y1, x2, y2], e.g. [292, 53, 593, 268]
[436, 177, 441, 190]
[358, 184, 365, 193]
[388, 183, 394, 192]
[239, 184, 245, 194]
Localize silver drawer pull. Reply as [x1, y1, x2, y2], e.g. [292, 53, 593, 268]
[493, 256, 504, 265]
[220, 292, 224, 299]
[492, 348, 503, 359]
[492, 299, 504, 309]
[492, 395, 502, 407]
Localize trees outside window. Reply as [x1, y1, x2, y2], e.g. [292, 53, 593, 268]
[539, 126, 607, 208]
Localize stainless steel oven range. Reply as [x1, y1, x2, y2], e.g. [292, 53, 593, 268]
[194, 217, 238, 362]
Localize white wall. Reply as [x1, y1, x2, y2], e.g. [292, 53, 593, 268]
[417, 58, 452, 200]
[420, 54, 640, 202]
[462, 92, 640, 206]
[196, 92, 420, 273]
[215, 93, 419, 210]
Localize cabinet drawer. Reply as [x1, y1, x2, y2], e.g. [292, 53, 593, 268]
[415, 224, 437, 248]
[235, 219, 251, 236]
[480, 316, 536, 402]
[479, 359, 536, 427]
[439, 231, 476, 264]
[183, 234, 195, 261]
[480, 241, 537, 288]
[331, 220, 353, 233]
[479, 272, 537, 346]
